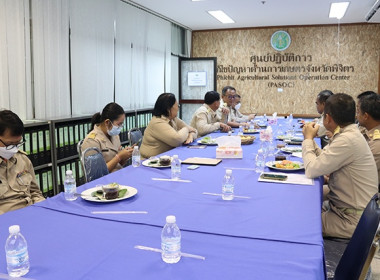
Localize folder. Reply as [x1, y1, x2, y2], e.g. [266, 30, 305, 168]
[31, 131, 39, 166]
[64, 126, 69, 157]
[45, 129, 51, 163]
[35, 173, 41, 194]
[42, 171, 48, 197]
[60, 165, 66, 192]
[58, 127, 65, 159]
[23, 132, 31, 155]
[69, 126, 75, 156]
[48, 170, 53, 197]
[79, 124, 84, 141]
[74, 124, 80, 146]
[38, 130, 46, 165]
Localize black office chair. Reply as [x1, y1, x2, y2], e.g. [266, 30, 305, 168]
[324, 193, 380, 280]
[81, 147, 109, 182]
[128, 128, 143, 147]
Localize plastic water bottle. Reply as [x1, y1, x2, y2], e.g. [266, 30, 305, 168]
[5, 225, 30, 277]
[161, 215, 181, 264]
[255, 149, 266, 173]
[64, 170, 77, 201]
[132, 146, 141, 167]
[238, 125, 243, 136]
[171, 155, 181, 180]
[222, 169, 234, 200]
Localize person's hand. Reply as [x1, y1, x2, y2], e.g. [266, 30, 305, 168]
[302, 122, 319, 140]
[118, 147, 133, 161]
[248, 114, 256, 120]
[220, 123, 231, 132]
[221, 107, 229, 115]
[325, 130, 333, 139]
[184, 133, 194, 144]
[240, 122, 249, 128]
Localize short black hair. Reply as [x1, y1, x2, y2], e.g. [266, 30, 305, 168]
[222, 86, 236, 96]
[0, 110, 24, 136]
[360, 94, 380, 121]
[357, 91, 377, 100]
[152, 93, 176, 117]
[91, 102, 125, 130]
[204, 91, 220, 105]
[317, 90, 333, 103]
[236, 94, 241, 99]
[324, 93, 356, 126]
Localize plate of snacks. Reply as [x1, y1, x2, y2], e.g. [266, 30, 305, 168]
[142, 155, 173, 168]
[197, 136, 217, 145]
[266, 160, 304, 171]
[80, 183, 137, 202]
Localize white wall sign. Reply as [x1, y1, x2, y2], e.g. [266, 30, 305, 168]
[188, 71, 207, 86]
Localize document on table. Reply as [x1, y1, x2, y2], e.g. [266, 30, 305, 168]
[258, 172, 314, 185]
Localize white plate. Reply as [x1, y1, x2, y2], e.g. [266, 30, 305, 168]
[281, 147, 303, 153]
[266, 161, 304, 171]
[142, 158, 172, 168]
[81, 185, 138, 203]
[197, 140, 217, 146]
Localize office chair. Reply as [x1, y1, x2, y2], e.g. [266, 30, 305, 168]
[324, 193, 380, 280]
[77, 139, 84, 161]
[81, 147, 109, 182]
[128, 128, 143, 147]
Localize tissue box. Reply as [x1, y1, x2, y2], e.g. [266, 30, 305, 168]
[216, 147, 243, 159]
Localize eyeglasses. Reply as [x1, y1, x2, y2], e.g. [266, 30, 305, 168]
[227, 95, 237, 99]
[0, 138, 25, 150]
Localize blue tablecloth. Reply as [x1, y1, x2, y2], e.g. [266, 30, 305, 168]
[0, 120, 326, 279]
[0, 206, 325, 280]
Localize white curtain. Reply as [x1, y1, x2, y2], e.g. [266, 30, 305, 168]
[0, 0, 32, 120]
[32, 0, 71, 119]
[70, 0, 116, 115]
[115, 2, 171, 109]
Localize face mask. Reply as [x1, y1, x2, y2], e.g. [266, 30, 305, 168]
[0, 146, 18, 160]
[107, 124, 122, 136]
[235, 103, 241, 110]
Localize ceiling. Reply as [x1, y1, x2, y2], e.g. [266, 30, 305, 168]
[129, 0, 380, 30]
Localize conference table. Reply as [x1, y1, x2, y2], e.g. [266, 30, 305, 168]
[0, 118, 326, 280]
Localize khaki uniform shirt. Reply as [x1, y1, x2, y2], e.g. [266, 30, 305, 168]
[0, 151, 45, 215]
[190, 104, 222, 137]
[316, 114, 327, 137]
[216, 103, 232, 123]
[140, 116, 197, 158]
[362, 124, 380, 184]
[302, 124, 378, 238]
[81, 125, 123, 172]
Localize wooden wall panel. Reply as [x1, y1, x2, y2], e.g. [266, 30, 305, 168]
[192, 24, 380, 115]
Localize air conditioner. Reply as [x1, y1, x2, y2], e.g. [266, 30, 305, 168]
[365, 0, 380, 22]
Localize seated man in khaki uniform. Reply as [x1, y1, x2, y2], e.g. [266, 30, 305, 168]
[217, 86, 250, 128]
[190, 91, 231, 137]
[232, 94, 256, 123]
[0, 110, 45, 215]
[302, 93, 378, 239]
[356, 92, 380, 185]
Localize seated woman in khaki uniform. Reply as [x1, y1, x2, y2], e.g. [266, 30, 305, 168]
[140, 93, 197, 158]
[81, 103, 133, 173]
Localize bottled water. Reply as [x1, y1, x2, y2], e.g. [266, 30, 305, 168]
[222, 169, 234, 200]
[255, 149, 266, 173]
[64, 170, 77, 201]
[132, 146, 141, 167]
[5, 225, 30, 277]
[161, 215, 181, 264]
[238, 125, 243, 136]
[171, 155, 181, 180]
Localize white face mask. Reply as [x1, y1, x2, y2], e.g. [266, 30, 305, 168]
[0, 146, 18, 160]
[235, 103, 241, 110]
[107, 124, 122, 136]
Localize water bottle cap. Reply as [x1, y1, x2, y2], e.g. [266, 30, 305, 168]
[166, 215, 176, 223]
[226, 169, 232, 175]
[172, 155, 178, 159]
[66, 170, 73, 175]
[9, 225, 20, 234]
[134, 146, 138, 150]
